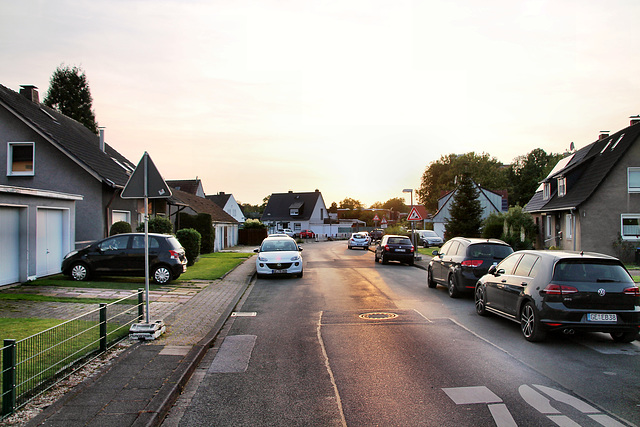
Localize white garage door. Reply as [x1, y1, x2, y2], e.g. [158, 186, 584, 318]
[37, 209, 65, 277]
[0, 207, 20, 286]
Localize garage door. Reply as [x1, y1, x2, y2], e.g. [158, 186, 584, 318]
[0, 207, 20, 286]
[37, 209, 65, 277]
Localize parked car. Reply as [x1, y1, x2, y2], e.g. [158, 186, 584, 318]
[369, 229, 384, 242]
[427, 237, 513, 298]
[348, 232, 370, 250]
[61, 233, 188, 284]
[474, 250, 640, 342]
[374, 235, 415, 265]
[299, 229, 315, 238]
[415, 230, 444, 248]
[281, 228, 295, 237]
[254, 235, 303, 278]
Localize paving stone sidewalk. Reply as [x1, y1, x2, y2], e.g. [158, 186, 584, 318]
[24, 256, 256, 427]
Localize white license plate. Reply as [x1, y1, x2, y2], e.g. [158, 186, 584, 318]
[395, 249, 406, 252]
[587, 313, 617, 322]
[273, 269, 287, 274]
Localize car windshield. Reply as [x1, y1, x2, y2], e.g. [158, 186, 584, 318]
[552, 260, 633, 283]
[467, 244, 513, 259]
[388, 237, 411, 245]
[261, 240, 298, 252]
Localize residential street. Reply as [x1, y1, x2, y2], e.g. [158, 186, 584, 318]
[164, 241, 640, 426]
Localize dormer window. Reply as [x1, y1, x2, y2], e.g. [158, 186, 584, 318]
[289, 201, 303, 216]
[557, 177, 567, 197]
[7, 142, 34, 176]
[542, 182, 550, 200]
[290, 208, 299, 216]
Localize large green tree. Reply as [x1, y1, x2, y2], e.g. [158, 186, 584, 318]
[506, 148, 565, 207]
[44, 64, 99, 134]
[417, 152, 507, 213]
[444, 175, 484, 239]
[339, 198, 364, 210]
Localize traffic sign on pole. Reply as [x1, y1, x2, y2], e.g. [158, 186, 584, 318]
[407, 206, 423, 221]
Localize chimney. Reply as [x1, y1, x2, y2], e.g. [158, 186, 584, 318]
[598, 131, 609, 140]
[19, 85, 39, 103]
[218, 191, 225, 195]
[99, 127, 105, 152]
[631, 115, 640, 126]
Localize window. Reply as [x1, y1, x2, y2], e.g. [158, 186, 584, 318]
[565, 214, 573, 239]
[621, 214, 640, 240]
[290, 208, 299, 216]
[628, 168, 640, 193]
[497, 253, 522, 275]
[294, 223, 301, 231]
[98, 236, 130, 251]
[545, 216, 552, 237]
[7, 142, 34, 176]
[557, 177, 566, 197]
[514, 254, 539, 277]
[543, 182, 550, 200]
[112, 210, 131, 224]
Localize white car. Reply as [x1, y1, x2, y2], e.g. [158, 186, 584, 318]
[281, 228, 295, 237]
[254, 236, 303, 278]
[348, 232, 370, 250]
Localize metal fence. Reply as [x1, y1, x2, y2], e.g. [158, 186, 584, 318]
[1, 290, 144, 417]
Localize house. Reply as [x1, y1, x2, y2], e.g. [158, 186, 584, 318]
[0, 84, 139, 286]
[167, 187, 239, 251]
[524, 117, 640, 260]
[206, 192, 246, 224]
[261, 190, 328, 236]
[166, 179, 205, 198]
[429, 181, 508, 238]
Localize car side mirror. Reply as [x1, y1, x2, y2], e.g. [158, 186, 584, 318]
[298, 246, 303, 252]
[432, 250, 439, 256]
[488, 265, 497, 275]
[253, 248, 259, 253]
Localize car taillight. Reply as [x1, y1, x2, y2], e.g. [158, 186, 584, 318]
[410, 245, 414, 253]
[169, 250, 180, 260]
[543, 284, 578, 295]
[384, 245, 390, 252]
[462, 259, 483, 268]
[623, 286, 640, 296]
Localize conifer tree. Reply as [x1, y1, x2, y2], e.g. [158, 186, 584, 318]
[445, 175, 484, 238]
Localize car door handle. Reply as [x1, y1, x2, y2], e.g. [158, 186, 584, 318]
[521, 282, 528, 286]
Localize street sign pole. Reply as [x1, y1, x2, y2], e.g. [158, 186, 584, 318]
[144, 154, 150, 324]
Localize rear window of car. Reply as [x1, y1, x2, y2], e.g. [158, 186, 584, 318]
[353, 233, 367, 239]
[388, 237, 411, 245]
[467, 244, 513, 259]
[552, 260, 633, 283]
[166, 236, 183, 250]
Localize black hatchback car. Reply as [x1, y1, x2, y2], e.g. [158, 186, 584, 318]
[427, 237, 513, 298]
[374, 235, 415, 265]
[474, 250, 640, 342]
[61, 233, 187, 284]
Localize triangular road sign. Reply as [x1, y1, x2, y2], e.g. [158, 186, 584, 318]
[373, 214, 380, 221]
[121, 152, 172, 199]
[407, 206, 423, 221]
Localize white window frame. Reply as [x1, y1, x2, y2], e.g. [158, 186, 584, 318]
[628, 168, 640, 193]
[565, 214, 573, 239]
[289, 208, 299, 216]
[557, 177, 566, 197]
[542, 182, 550, 200]
[7, 142, 35, 176]
[112, 210, 131, 225]
[621, 214, 640, 240]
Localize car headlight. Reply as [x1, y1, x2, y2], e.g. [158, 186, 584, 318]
[290, 255, 301, 261]
[64, 250, 78, 259]
[258, 256, 269, 261]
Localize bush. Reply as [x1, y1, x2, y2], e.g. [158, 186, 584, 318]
[482, 212, 504, 239]
[243, 219, 267, 229]
[137, 216, 173, 234]
[178, 213, 215, 254]
[176, 228, 201, 266]
[110, 221, 131, 236]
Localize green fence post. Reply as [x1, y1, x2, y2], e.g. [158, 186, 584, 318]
[99, 303, 107, 352]
[2, 339, 16, 417]
[138, 288, 144, 322]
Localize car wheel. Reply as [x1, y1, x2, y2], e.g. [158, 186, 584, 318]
[520, 302, 547, 342]
[348, 246, 352, 250]
[474, 285, 488, 316]
[408, 258, 414, 266]
[447, 274, 461, 298]
[381, 254, 388, 264]
[70, 262, 90, 281]
[610, 329, 639, 343]
[427, 267, 437, 288]
[153, 265, 172, 284]
[374, 253, 379, 263]
[297, 269, 304, 278]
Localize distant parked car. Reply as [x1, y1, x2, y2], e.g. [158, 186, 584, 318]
[61, 233, 187, 284]
[299, 229, 315, 238]
[369, 229, 384, 242]
[428, 237, 513, 298]
[474, 250, 640, 342]
[281, 229, 295, 237]
[415, 230, 444, 248]
[348, 232, 370, 250]
[254, 235, 303, 278]
[374, 235, 415, 265]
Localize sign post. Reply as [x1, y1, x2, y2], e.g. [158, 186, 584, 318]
[121, 152, 171, 339]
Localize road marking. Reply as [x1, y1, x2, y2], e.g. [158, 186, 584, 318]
[207, 335, 256, 373]
[442, 386, 502, 404]
[317, 311, 348, 427]
[231, 311, 257, 317]
[488, 403, 517, 427]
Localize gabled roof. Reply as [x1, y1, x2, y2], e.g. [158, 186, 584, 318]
[261, 191, 323, 221]
[205, 192, 231, 208]
[169, 188, 237, 223]
[166, 179, 204, 196]
[433, 180, 504, 219]
[0, 84, 135, 187]
[525, 122, 640, 213]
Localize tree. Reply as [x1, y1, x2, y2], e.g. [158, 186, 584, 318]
[329, 202, 338, 213]
[339, 198, 364, 210]
[382, 197, 409, 213]
[444, 175, 484, 238]
[506, 148, 565, 207]
[417, 152, 507, 212]
[43, 65, 99, 134]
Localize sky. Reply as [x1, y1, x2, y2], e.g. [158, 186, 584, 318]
[2, 0, 640, 207]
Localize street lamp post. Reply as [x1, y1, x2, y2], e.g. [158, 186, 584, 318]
[402, 188, 416, 257]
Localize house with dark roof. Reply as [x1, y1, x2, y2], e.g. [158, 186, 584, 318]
[167, 187, 239, 251]
[261, 190, 328, 236]
[429, 180, 508, 239]
[206, 192, 246, 224]
[0, 84, 140, 286]
[524, 117, 640, 259]
[166, 179, 205, 198]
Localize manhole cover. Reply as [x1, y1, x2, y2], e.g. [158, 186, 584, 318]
[359, 312, 398, 320]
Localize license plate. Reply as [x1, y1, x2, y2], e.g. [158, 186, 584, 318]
[273, 269, 287, 274]
[395, 249, 406, 252]
[587, 313, 617, 322]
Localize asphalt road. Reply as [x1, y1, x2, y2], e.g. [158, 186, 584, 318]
[163, 241, 640, 426]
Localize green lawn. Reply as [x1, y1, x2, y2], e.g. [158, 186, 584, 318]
[179, 252, 254, 281]
[0, 318, 64, 342]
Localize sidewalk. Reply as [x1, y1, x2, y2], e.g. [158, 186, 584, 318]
[25, 257, 256, 427]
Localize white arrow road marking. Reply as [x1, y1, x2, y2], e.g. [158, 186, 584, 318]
[488, 403, 518, 427]
[532, 385, 598, 413]
[443, 386, 502, 404]
[518, 385, 560, 414]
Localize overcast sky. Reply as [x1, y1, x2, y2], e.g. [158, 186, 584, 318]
[3, 0, 639, 207]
